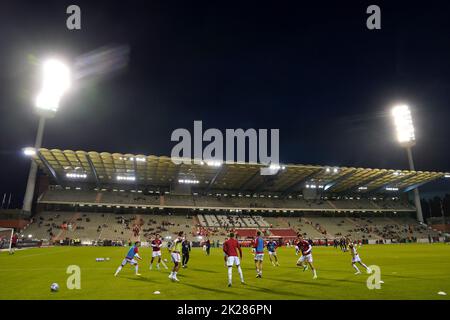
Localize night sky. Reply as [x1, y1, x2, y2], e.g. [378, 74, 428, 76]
[1, 0, 449, 207]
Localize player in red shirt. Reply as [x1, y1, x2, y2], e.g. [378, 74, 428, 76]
[296, 234, 317, 279]
[223, 232, 245, 287]
[9, 233, 18, 255]
[222, 237, 228, 267]
[149, 234, 164, 270]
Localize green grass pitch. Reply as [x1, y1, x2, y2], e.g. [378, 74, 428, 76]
[1, 243, 450, 300]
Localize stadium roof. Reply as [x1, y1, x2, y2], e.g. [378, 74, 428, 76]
[31, 148, 448, 194]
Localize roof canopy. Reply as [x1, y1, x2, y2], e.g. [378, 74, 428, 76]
[32, 148, 447, 194]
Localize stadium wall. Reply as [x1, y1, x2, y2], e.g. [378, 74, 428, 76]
[0, 219, 30, 229]
[430, 224, 450, 232]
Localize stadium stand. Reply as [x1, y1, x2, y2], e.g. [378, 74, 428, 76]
[38, 188, 417, 213]
[16, 148, 447, 245]
[22, 210, 441, 244]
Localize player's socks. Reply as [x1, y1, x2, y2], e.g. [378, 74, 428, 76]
[360, 263, 369, 271]
[114, 266, 122, 276]
[312, 269, 317, 279]
[169, 271, 174, 278]
[353, 264, 360, 274]
[228, 267, 232, 284]
[135, 265, 140, 275]
[237, 266, 244, 283]
[149, 264, 153, 270]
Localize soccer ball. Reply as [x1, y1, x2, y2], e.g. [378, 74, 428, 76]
[50, 283, 59, 292]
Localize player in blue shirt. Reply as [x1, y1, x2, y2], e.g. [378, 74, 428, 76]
[267, 240, 280, 266]
[114, 241, 142, 277]
[253, 231, 265, 278]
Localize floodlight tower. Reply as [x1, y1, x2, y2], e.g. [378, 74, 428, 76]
[391, 104, 424, 223]
[22, 59, 71, 213]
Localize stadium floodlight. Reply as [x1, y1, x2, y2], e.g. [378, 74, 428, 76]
[391, 104, 415, 147]
[206, 160, 222, 167]
[22, 147, 36, 157]
[35, 59, 71, 114]
[178, 179, 200, 184]
[269, 164, 281, 170]
[386, 187, 399, 191]
[66, 173, 88, 179]
[116, 175, 136, 181]
[390, 103, 423, 222]
[23, 58, 72, 214]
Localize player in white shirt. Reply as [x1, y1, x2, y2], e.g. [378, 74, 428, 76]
[349, 243, 371, 274]
[168, 231, 184, 282]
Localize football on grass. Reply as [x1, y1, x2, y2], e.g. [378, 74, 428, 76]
[50, 283, 59, 292]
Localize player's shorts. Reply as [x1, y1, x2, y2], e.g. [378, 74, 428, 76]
[298, 254, 313, 263]
[122, 257, 137, 265]
[295, 246, 299, 251]
[152, 251, 162, 258]
[352, 254, 361, 263]
[254, 253, 264, 261]
[268, 251, 277, 256]
[226, 256, 241, 267]
[171, 252, 181, 263]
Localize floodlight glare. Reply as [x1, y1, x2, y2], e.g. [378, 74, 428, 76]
[392, 104, 415, 146]
[23, 147, 36, 157]
[35, 59, 71, 113]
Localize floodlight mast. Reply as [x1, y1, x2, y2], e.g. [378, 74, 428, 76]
[22, 59, 71, 214]
[391, 104, 424, 223]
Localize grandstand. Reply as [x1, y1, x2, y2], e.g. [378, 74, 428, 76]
[17, 148, 448, 244]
